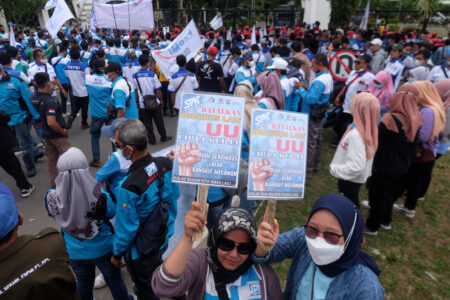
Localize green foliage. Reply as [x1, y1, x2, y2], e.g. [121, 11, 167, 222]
[0, 0, 46, 27]
[328, 0, 359, 29]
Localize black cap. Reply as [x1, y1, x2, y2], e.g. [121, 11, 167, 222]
[105, 61, 122, 75]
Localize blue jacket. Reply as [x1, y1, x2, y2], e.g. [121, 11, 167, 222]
[298, 70, 333, 115]
[0, 75, 40, 126]
[113, 155, 179, 260]
[253, 227, 384, 300]
[95, 151, 131, 198]
[45, 188, 116, 260]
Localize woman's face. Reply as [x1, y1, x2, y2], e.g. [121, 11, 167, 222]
[217, 229, 251, 271]
[308, 209, 345, 246]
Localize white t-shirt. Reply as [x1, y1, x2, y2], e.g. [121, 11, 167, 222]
[168, 68, 199, 109]
[343, 70, 375, 113]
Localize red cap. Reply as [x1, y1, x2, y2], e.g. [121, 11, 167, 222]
[237, 29, 242, 34]
[207, 46, 218, 55]
[244, 25, 250, 31]
[432, 32, 437, 38]
[268, 27, 274, 32]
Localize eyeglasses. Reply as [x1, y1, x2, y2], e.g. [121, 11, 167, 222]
[115, 141, 126, 149]
[304, 225, 344, 245]
[217, 237, 254, 255]
[354, 61, 362, 65]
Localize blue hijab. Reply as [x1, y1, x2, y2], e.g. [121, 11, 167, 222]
[307, 194, 381, 277]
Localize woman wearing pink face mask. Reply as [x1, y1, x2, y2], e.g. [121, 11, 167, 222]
[367, 71, 394, 119]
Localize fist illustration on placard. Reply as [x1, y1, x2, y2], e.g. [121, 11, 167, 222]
[250, 159, 273, 192]
[176, 143, 201, 177]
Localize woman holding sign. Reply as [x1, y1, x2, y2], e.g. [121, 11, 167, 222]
[329, 92, 380, 207]
[152, 202, 282, 299]
[254, 194, 384, 300]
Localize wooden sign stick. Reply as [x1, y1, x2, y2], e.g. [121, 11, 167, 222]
[192, 185, 209, 242]
[264, 199, 277, 252]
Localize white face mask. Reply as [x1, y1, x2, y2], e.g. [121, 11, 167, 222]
[306, 236, 345, 265]
[414, 59, 424, 67]
[374, 83, 383, 89]
[247, 61, 255, 68]
[40, 58, 48, 65]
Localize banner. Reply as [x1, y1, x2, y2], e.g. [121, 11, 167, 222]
[163, 26, 170, 35]
[226, 26, 232, 41]
[44, 0, 58, 10]
[172, 93, 244, 188]
[209, 14, 223, 30]
[359, 0, 370, 30]
[251, 25, 256, 46]
[45, 0, 75, 39]
[152, 20, 202, 78]
[92, 0, 154, 31]
[248, 109, 308, 199]
[9, 23, 16, 47]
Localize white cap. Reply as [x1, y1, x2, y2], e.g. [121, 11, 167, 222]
[370, 38, 383, 46]
[267, 58, 288, 71]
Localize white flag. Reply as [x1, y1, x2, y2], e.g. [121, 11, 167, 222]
[226, 26, 232, 41]
[45, 0, 75, 38]
[44, 0, 58, 10]
[9, 24, 16, 48]
[152, 20, 202, 78]
[359, 0, 370, 30]
[209, 14, 223, 30]
[251, 25, 256, 46]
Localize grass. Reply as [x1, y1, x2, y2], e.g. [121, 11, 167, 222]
[254, 128, 450, 300]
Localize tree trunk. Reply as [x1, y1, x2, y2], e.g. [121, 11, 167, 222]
[422, 13, 430, 33]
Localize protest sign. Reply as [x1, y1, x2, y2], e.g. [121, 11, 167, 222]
[329, 50, 357, 81]
[248, 109, 308, 200]
[172, 93, 244, 188]
[152, 20, 202, 78]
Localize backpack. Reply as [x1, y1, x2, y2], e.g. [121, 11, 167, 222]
[135, 158, 171, 256]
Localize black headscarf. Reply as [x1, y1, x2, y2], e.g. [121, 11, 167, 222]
[207, 208, 257, 299]
[307, 194, 381, 277]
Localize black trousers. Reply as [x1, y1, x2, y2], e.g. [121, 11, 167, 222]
[404, 161, 435, 210]
[0, 148, 31, 190]
[71, 96, 89, 125]
[333, 112, 353, 142]
[338, 179, 362, 208]
[366, 172, 405, 231]
[160, 81, 173, 115]
[139, 106, 167, 144]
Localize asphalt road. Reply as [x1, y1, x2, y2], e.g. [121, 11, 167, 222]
[0, 114, 178, 299]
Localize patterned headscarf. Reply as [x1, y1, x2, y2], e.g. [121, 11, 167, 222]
[207, 208, 257, 285]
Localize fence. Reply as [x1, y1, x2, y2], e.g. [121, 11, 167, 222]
[351, 9, 450, 36]
[153, 8, 304, 30]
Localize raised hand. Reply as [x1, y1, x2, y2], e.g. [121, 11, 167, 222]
[176, 143, 201, 176]
[250, 158, 273, 191]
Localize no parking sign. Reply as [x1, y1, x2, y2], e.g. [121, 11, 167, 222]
[329, 50, 357, 81]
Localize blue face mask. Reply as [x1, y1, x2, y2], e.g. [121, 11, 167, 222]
[117, 148, 131, 160]
[105, 75, 112, 82]
[374, 83, 383, 89]
[408, 78, 417, 83]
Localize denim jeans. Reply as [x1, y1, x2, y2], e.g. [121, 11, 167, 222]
[69, 254, 131, 300]
[13, 121, 40, 169]
[126, 250, 163, 300]
[90, 116, 110, 161]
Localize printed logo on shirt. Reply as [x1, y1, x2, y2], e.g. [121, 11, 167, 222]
[7, 83, 14, 90]
[248, 284, 261, 296]
[340, 141, 349, 150]
[144, 162, 158, 177]
[48, 109, 55, 113]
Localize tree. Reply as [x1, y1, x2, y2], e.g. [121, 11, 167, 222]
[328, 0, 359, 29]
[416, 0, 438, 32]
[0, 0, 46, 27]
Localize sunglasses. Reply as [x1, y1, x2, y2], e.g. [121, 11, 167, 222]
[304, 225, 344, 245]
[217, 237, 254, 255]
[115, 141, 127, 149]
[354, 61, 362, 65]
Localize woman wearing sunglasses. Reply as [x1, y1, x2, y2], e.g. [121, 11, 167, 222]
[152, 202, 282, 299]
[254, 194, 384, 300]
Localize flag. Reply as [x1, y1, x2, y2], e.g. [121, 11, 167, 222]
[45, 0, 75, 38]
[152, 20, 202, 78]
[93, 0, 154, 30]
[9, 23, 16, 47]
[251, 25, 256, 46]
[226, 26, 232, 41]
[359, 0, 370, 30]
[209, 14, 223, 30]
[44, 0, 58, 10]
